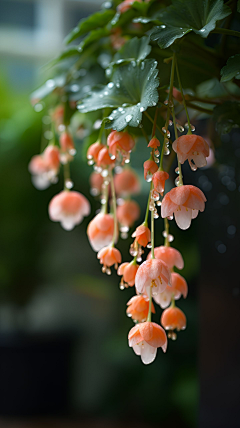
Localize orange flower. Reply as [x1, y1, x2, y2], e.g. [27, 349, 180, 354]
[172, 134, 209, 170]
[87, 142, 105, 163]
[152, 171, 169, 196]
[128, 321, 167, 364]
[114, 168, 140, 196]
[97, 147, 115, 168]
[117, 261, 139, 287]
[135, 258, 171, 298]
[126, 295, 155, 322]
[29, 145, 60, 189]
[161, 185, 206, 230]
[161, 306, 186, 339]
[97, 246, 122, 274]
[107, 130, 135, 160]
[143, 160, 158, 181]
[148, 137, 160, 149]
[147, 246, 184, 270]
[60, 132, 75, 155]
[48, 190, 90, 230]
[132, 224, 151, 247]
[117, 200, 140, 228]
[87, 213, 114, 252]
[89, 172, 104, 196]
[154, 272, 188, 309]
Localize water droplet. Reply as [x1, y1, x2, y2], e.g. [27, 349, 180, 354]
[147, 243, 152, 248]
[125, 114, 132, 123]
[162, 127, 167, 133]
[167, 215, 173, 220]
[44, 130, 53, 140]
[162, 231, 167, 238]
[164, 100, 168, 106]
[90, 188, 99, 196]
[155, 150, 160, 157]
[227, 225, 236, 235]
[175, 167, 179, 174]
[176, 124, 184, 132]
[116, 82, 120, 88]
[164, 146, 170, 156]
[69, 149, 76, 156]
[88, 159, 94, 166]
[167, 234, 174, 242]
[65, 179, 74, 189]
[46, 79, 55, 88]
[156, 200, 162, 206]
[108, 82, 114, 88]
[161, 25, 166, 29]
[141, 62, 145, 70]
[146, 171, 153, 182]
[140, 106, 144, 112]
[34, 103, 44, 112]
[175, 177, 180, 186]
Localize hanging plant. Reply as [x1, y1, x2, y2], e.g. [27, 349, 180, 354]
[29, 0, 240, 364]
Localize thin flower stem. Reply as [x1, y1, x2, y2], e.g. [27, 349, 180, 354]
[152, 108, 158, 138]
[144, 111, 164, 137]
[175, 58, 192, 134]
[101, 181, 109, 215]
[63, 162, 71, 190]
[212, 27, 240, 38]
[164, 218, 170, 247]
[151, 208, 155, 259]
[147, 288, 152, 322]
[172, 106, 183, 186]
[144, 182, 153, 225]
[171, 297, 176, 308]
[159, 53, 176, 170]
[109, 169, 118, 247]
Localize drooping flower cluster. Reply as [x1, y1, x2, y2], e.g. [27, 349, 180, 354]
[28, 1, 218, 366]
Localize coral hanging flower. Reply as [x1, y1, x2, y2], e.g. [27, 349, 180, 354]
[97, 246, 122, 274]
[49, 190, 90, 230]
[161, 306, 186, 339]
[172, 134, 209, 170]
[87, 213, 114, 252]
[152, 171, 169, 196]
[126, 295, 155, 322]
[97, 147, 115, 168]
[87, 141, 105, 163]
[117, 200, 140, 228]
[148, 137, 160, 149]
[114, 168, 140, 196]
[107, 130, 135, 161]
[154, 272, 188, 309]
[161, 185, 207, 230]
[143, 159, 158, 181]
[132, 224, 151, 247]
[117, 0, 142, 14]
[117, 260, 139, 288]
[29, 145, 60, 190]
[89, 172, 104, 196]
[147, 246, 184, 270]
[60, 132, 76, 155]
[128, 322, 167, 364]
[135, 258, 171, 298]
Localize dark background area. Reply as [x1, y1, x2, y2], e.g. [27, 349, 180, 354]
[0, 1, 239, 427]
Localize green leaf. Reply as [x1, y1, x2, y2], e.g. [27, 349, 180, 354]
[78, 28, 109, 52]
[30, 75, 66, 104]
[220, 54, 240, 82]
[213, 101, 240, 134]
[150, 0, 231, 49]
[65, 9, 115, 44]
[77, 59, 159, 131]
[111, 36, 151, 66]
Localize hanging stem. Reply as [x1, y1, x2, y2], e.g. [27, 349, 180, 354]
[63, 162, 71, 190]
[101, 181, 109, 214]
[159, 53, 176, 170]
[144, 181, 153, 225]
[151, 108, 158, 138]
[151, 208, 155, 259]
[109, 169, 117, 247]
[212, 28, 240, 38]
[144, 111, 164, 137]
[164, 218, 170, 247]
[147, 288, 152, 322]
[172, 106, 183, 186]
[175, 59, 192, 134]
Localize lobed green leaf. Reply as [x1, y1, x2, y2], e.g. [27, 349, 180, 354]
[220, 54, 240, 82]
